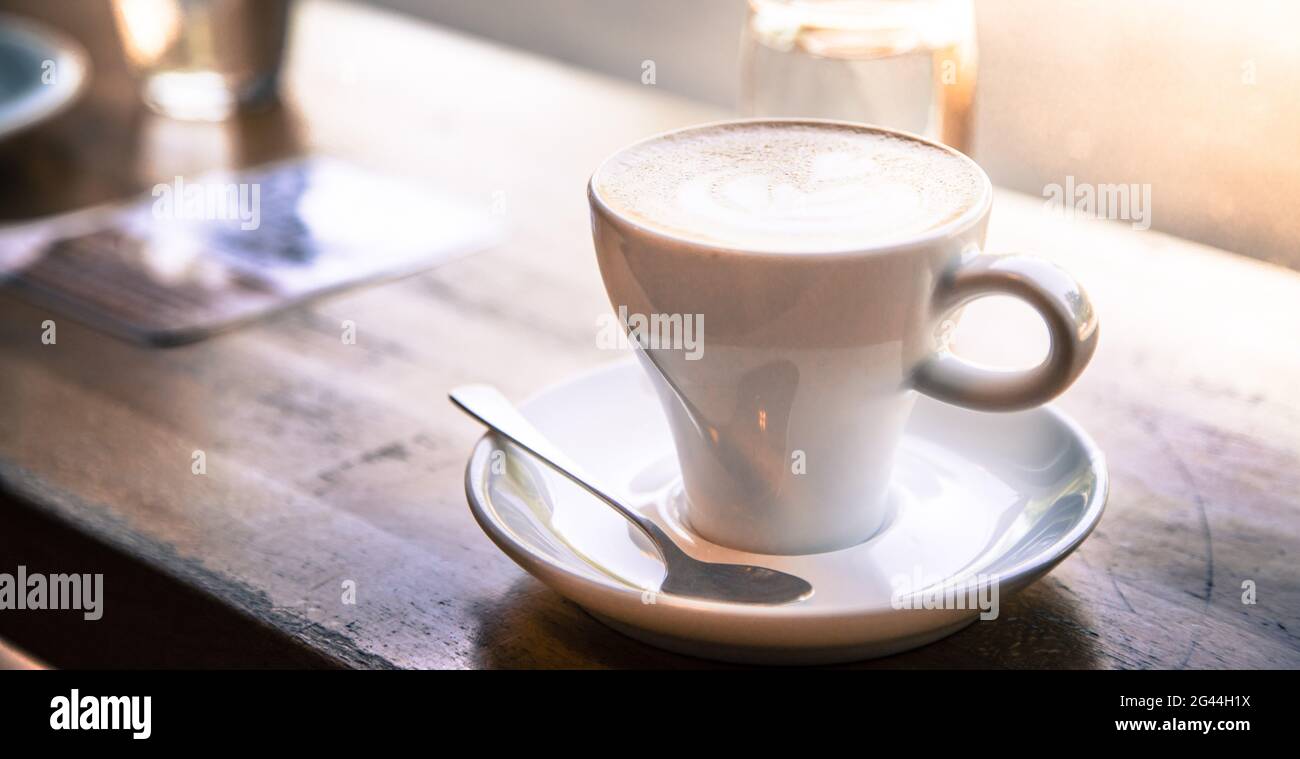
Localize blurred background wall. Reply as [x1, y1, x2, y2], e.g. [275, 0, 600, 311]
[368, 0, 1300, 270]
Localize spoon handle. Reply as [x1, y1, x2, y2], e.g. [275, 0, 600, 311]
[448, 385, 658, 536]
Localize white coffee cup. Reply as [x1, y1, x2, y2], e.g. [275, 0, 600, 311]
[589, 119, 1097, 555]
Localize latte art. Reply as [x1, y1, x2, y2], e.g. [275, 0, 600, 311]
[677, 168, 923, 237]
[593, 122, 986, 252]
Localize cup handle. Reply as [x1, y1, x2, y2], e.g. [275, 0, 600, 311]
[912, 252, 1099, 412]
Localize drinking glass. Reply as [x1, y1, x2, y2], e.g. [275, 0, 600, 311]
[110, 0, 291, 121]
[741, 0, 977, 153]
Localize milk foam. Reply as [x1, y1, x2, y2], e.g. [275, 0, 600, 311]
[594, 122, 986, 252]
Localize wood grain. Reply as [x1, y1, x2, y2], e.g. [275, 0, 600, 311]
[0, 0, 1295, 668]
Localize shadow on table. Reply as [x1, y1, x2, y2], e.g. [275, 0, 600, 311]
[469, 576, 731, 669]
[0, 488, 342, 669]
[471, 574, 1105, 669]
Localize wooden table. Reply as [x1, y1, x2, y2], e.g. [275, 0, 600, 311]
[1, 0, 1296, 669]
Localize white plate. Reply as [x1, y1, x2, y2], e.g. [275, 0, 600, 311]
[0, 14, 88, 142]
[464, 360, 1108, 664]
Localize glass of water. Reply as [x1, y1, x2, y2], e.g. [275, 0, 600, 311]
[741, 0, 977, 153]
[110, 0, 292, 121]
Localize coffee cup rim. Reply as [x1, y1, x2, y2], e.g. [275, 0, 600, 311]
[588, 117, 994, 258]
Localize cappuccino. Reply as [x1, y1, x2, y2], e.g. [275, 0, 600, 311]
[591, 120, 1097, 553]
[592, 121, 986, 253]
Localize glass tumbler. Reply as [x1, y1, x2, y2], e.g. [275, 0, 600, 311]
[742, 0, 977, 153]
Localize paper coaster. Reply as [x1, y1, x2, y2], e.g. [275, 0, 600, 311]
[0, 157, 502, 345]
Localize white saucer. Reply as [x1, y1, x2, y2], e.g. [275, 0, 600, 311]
[0, 14, 89, 142]
[463, 360, 1108, 664]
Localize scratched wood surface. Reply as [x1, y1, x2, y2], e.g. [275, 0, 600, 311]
[0, 0, 1296, 669]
